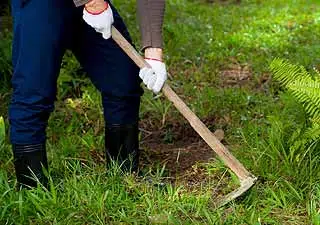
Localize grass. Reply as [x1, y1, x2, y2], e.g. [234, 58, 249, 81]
[1, 0, 320, 224]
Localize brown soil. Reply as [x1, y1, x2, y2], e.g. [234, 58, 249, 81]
[136, 119, 235, 194]
[219, 60, 252, 88]
[219, 58, 272, 94]
[139, 120, 216, 177]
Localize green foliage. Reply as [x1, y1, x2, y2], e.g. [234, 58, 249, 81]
[268, 60, 320, 200]
[270, 59, 320, 119]
[0, 163, 222, 224]
[270, 59, 320, 151]
[270, 59, 313, 86]
[308, 184, 320, 225]
[289, 79, 320, 119]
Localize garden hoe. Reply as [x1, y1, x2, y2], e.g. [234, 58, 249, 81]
[111, 26, 257, 208]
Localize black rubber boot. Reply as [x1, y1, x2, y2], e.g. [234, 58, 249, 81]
[12, 143, 48, 189]
[105, 123, 140, 173]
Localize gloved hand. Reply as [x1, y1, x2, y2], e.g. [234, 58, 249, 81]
[139, 59, 167, 94]
[82, 2, 114, 39]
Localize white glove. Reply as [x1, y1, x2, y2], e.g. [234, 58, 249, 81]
[139, 59, 167, 94]
[83, 3, 114, 39]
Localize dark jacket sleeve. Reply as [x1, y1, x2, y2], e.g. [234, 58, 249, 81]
[73, 0, 165, 50]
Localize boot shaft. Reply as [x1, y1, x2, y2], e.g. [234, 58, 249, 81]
[105, 123, 140, 172]
[12, 143, 48, 189]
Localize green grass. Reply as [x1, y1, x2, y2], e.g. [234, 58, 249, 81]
[1, 0, 320, 224]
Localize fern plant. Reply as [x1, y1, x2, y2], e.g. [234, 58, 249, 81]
[270, 58, 320, 152]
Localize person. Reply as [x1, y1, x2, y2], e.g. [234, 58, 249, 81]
[9, 0, 167, 189]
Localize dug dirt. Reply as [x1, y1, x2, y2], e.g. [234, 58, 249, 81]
[138, 119, 235, 194]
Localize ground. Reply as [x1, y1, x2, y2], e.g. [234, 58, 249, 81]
[1, 0, 320, 224]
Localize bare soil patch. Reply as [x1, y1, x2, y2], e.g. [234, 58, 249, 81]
[137, 119, 235, 194]
[218, 58, 272, 93]
[219, 60, 252, 88]
[139, 119, 217, 177]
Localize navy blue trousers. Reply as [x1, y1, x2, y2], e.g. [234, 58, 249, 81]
[9, 0, 143, 145]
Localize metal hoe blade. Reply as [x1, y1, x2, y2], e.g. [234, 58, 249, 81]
[215, 176, 257, 208]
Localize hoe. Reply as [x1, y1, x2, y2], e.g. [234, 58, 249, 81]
[111, 26, 257, 208]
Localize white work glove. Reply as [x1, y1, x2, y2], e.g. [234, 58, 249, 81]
[139, 59, 167, 94]
[82, 3, 114, 39]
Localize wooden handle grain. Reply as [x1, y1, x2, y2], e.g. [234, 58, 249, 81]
[111, 27, 252, 181]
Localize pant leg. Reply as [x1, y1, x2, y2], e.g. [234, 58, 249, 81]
[71, 2, 143, 125]
[9, 0, 74, 144]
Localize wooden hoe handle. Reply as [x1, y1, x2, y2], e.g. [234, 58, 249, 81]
[111, 27, 252, 181]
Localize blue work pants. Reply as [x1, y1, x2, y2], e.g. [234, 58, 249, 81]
[9, 0, 143, 145]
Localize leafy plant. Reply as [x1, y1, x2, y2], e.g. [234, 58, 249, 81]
[270, 59, 320, 151]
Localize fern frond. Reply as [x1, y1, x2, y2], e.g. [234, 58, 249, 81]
[270, 59, 320, 121]
[304, 123, 320, 142]
[291, 123, 320, 152]
[311, 116, 320, 125]
[288, 79, 320, 119]
[270, 58, 312, 87]
[270, 59, 320, 151]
